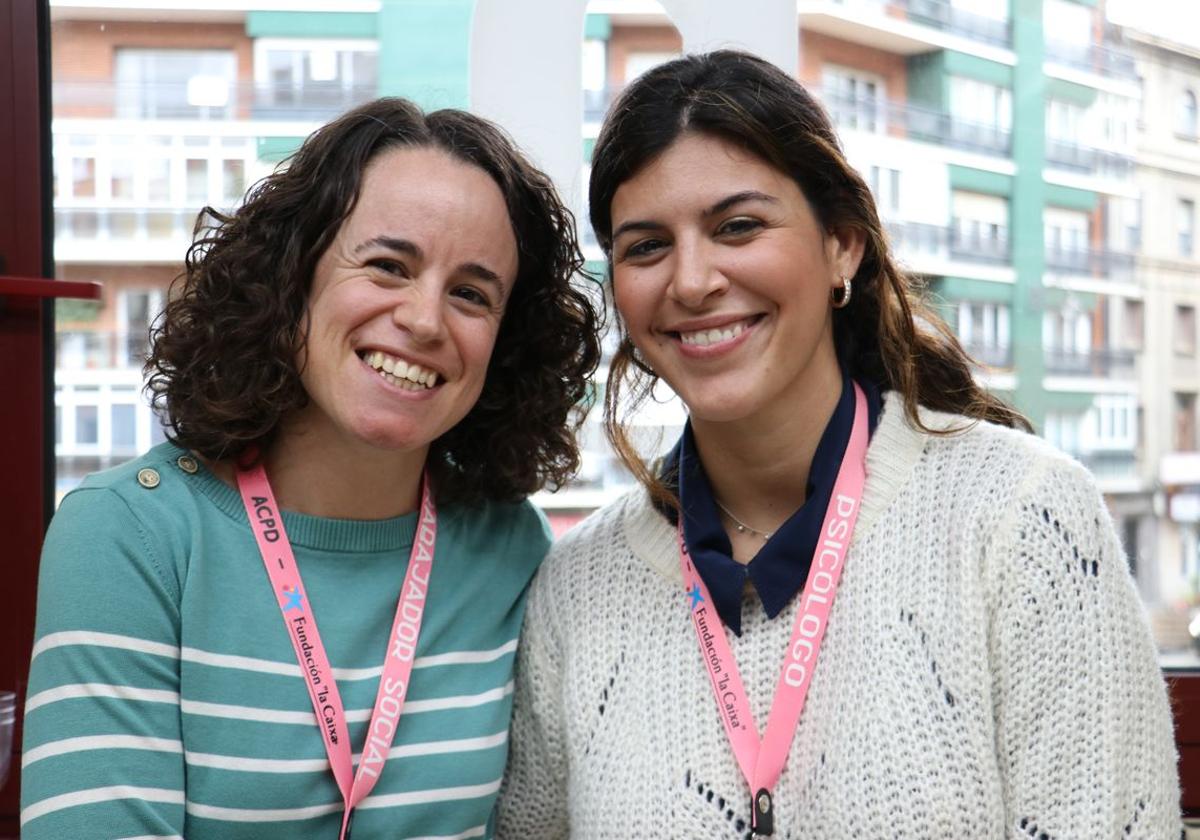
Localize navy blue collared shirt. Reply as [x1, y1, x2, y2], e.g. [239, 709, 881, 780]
[659, 373, 882, 636]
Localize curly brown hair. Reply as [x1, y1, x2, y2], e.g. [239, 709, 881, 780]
[146, 97, 601, 505]
[588, 51, 1031, 506]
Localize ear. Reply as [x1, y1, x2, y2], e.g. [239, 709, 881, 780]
[826, 225, 866, 289]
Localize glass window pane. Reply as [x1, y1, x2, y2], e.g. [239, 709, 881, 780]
[111, 404, 137, 448]
[186, 159, 208, 203]
[75, 405, 98, 445]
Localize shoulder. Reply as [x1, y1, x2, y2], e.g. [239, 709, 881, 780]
[45, 443, 203, 601]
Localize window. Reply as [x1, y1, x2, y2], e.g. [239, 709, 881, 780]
[1091, 395, 1138, 451]
[119, 290, 164, 366]
[1124, 195, 1142, 251]
[115, 48, 236, 119]
[1181, 198, 1196, 256]
[1176, 304, 1197, 356]
[868, 165, 901, 214]
[1176, 393, 1198, 451]
[1122, 299, 1144, 351]
[1044, 206, 1089, 270]
[1179, 89, 1198, 139]
[951, 191, 1008, 260]
[956, 301, 1010, 366]
[823, 66, 884, 133]
[949, 76, 1011, 151]
[254, 39, 378, 114]
[1046, 98, 1087, 144]
[1044, 410, 1085, 455]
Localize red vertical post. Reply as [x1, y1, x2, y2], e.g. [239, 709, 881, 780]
[0, 0, 50, 833]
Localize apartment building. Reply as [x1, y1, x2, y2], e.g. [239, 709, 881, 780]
[1127, 26, 1200, 605]
[44, 0, 1196, 598]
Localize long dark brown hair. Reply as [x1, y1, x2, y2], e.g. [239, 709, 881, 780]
[588, 50, 1029, 504]
[147, 97, 601, 505]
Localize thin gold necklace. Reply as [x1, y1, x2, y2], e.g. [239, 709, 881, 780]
[713, 498, 774, 541]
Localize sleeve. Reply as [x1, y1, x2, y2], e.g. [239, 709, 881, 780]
[20, 487, 186, 839]
[494, 558, 570, 839]
[985, 456, 1181, 840]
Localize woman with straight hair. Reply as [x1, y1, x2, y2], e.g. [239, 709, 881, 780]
[22, 97, 600, 839]
[498, 50, 1179, 838]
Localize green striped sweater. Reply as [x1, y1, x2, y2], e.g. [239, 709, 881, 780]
[22, 443, 550, 839]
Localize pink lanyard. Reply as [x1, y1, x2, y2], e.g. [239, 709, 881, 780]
[237, 465, 438, 840]
[678, 382, 868, 836]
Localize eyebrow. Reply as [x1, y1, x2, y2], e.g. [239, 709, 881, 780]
[610, 190, 778, 241]
[354, 236, 509, 299]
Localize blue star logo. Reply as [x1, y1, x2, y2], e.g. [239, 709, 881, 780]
[687, 585, 704, 611]
[281, 585, 304, 612]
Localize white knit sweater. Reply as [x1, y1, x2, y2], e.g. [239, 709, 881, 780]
[496, 395, 1181, 839]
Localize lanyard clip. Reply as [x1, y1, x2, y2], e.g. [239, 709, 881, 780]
[751, 788, 774, 836]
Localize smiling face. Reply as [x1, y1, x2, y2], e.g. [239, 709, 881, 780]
[292, 145, 519, 459]
[609, 132, 863, 429]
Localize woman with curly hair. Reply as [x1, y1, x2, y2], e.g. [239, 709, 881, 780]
[497, 51, 1179, 837]
[22, 97, 599, 840]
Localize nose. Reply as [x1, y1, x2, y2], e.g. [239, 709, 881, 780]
[667, 236, 728, 308]
[392, 283, 446, 345]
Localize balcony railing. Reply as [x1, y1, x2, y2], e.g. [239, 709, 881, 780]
[962, 341, 1013, 368]
[57, 330, 150, 372]
[1044, 244, 1135, 279]
[1044, 347, 1137, 378]
[823, 92, 1011, 156]
[884, 220, 1011, 266]
[1045, 138, 1135, 177]
[54, 80, 378, 123]
[949, 226, 1010, 265]
[1044, 37, 1137, 81]
[827, 0, 1011, 48]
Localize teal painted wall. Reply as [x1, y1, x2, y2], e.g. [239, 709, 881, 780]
[1044, 183, 1098, 212]
[1045, 77, 1098, 106]
[1011, 0, 1047, 428]
[906, 52, 947, 110]
[584, 13, 611, 40]
[246, 11, 376, 39]
[931, 276, 1016, 304]
[258, 136, 304, 163]
[377, 0, 474, 110]
[943, 51, 1013, 87]
[949, 165, 1014, 197]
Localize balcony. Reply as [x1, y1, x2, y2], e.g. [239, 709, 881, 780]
[949, 225, 1009, 265]
[1044, 36, 1137, 82]
[961, 341, 1012, 368]
[1075, 450, 1141, 487]
[803, 0, 1011, 50]
[57, 330, 150, 372]
[1044, 347, 1137, 378]
[1044, 243, 1135, 280]
[1044, 138, 1134, 178]
[823, 91, 1011, 156]
[54, 79, 378, 124]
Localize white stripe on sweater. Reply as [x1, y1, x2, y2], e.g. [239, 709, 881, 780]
[31, 631, 517, 679]
[21, 785, 183, 825]
[23, 735, 182, 767]
[184, 779, 501, 822]
[184, 730, 509, 772]
[25, 684, 179, 713]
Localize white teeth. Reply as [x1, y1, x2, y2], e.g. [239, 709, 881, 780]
[679, 320, 748, 347]
[362, 350, 440, 389]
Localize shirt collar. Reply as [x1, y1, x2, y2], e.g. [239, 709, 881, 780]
[661, 372, 881, 635]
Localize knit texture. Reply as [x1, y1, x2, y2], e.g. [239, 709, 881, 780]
[23, 442, 549, 840]
[496, 395, 1181, 839]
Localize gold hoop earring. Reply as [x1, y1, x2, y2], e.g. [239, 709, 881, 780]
[832, 275, 852, 309]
